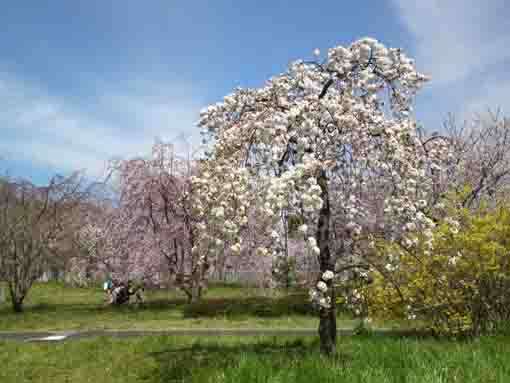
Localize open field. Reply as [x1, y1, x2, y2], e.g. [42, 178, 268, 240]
[2, 335, 510, 382]
[0, 282, 370, 332]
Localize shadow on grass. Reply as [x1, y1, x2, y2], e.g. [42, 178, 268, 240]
[144, 332, 483, 382]
[0, 298, 189, 314]
[146, 338, 352, 382]
[0, 293, 319, 320]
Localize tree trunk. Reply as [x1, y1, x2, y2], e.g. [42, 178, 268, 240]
[283, 210, 291, 290]
[319, 298, 337, 355]
[12, 300, 24, 313]
[317, 170, 336, 355]
[190, 283, 201, 304]
[10, 290, 24, 313]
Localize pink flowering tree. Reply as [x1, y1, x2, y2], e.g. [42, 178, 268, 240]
[69, 200, 114, 286]
[72, 202, 131, 286]
[99, 140, 217, 302]
[195, 37, 445, 355]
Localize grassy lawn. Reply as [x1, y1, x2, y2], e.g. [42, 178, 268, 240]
[0, 282, 337, 331]
[1, 335, 510, 382]
[2, 282, 508, 382]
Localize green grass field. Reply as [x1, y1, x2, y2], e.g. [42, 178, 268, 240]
[2, 282, 509, 382]
[2, 335, 510, 382]
[0, 282, 418, 332]
[0, 282, 333, 331]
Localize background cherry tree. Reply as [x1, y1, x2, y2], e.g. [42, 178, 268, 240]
[75, 140, 218, 302]
[196, 37, 446, 355]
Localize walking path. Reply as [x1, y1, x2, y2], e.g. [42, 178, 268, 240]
[0, 328, 423, 342]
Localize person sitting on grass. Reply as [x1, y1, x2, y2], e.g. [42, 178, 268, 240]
[107, 279, 146, 306]
[103, 277, 114, 305]
[112, 280, 127, 305]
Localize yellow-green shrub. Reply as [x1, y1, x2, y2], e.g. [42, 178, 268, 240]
[364, 197, 510, 336]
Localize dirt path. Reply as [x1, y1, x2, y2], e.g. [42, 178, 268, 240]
[0, 328, 422, 342]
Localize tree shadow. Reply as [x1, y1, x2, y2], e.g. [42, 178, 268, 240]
[0, 297, 189, 312]
[145, 338, 353, 382]
[0, 293, 322, 321]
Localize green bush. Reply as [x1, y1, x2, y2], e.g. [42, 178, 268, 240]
[183, 293, 315, 318]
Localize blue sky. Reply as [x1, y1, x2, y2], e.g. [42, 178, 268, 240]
[1, 1, 509, 185]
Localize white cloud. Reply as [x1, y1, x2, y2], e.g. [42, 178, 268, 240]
[0, 72, 203, 180]
[391, 0, 510, 125]
[460, 77, 510, 119]
[392, 0, 510, 86]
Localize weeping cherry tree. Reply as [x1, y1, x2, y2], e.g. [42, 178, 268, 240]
[194, 37, 445, 355]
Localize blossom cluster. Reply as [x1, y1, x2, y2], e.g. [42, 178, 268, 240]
[196, 37, 447, 301]
[309, 270, 335, 309]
